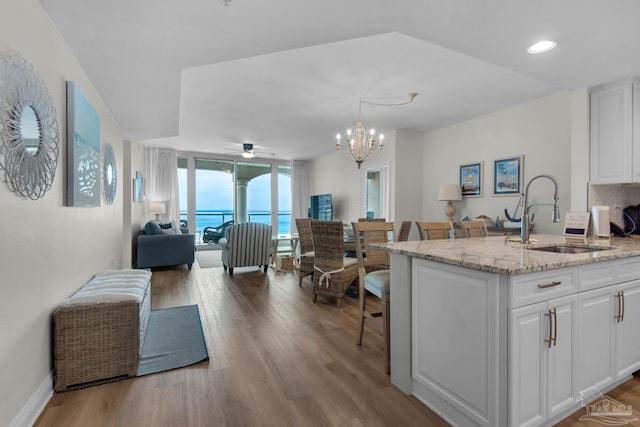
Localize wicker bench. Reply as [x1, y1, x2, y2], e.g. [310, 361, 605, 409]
[53, 269, 152, 392]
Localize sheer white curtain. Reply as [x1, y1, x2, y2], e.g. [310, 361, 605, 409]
[291, 160, 309, 233]
[145, 147, 180, 223]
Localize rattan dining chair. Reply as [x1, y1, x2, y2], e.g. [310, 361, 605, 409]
[415, 221, 455, 240]
[397, 220, 412, 242]
[461, 220, 488, 238]
[295, 218, 314, 287]
[351, 221, 395, 374]
[310, 220, 358, 308]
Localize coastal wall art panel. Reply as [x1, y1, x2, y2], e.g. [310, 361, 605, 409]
[133, 171, 145, 203]
[66, 81, 101, 207]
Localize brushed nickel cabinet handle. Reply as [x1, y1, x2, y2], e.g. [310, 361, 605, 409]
[545, 309, 554, 348]
[538, 281, 561, 289]
[615, 291, 624, 323]
[551, 308, 557, 347]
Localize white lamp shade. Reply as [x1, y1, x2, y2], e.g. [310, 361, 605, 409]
[149, 201, 166, 215]
[438, 184, 462, 201]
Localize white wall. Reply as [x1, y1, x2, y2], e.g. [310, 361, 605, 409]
[310, 91, 590, 238]
[0, 1, 143, 425]
[423, 91, 574, 235]
[394, 130, 424, 240]
[309, 134, 397, 223]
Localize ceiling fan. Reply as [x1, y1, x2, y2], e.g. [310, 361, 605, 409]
[224, 143, 275, 158]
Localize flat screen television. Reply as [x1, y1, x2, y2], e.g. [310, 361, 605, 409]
[308, 194, 333, 220]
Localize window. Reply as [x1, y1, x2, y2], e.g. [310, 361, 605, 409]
[178, 154, 293, 245]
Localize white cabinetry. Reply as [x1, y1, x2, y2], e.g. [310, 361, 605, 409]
[578, 279, 640, 394]
[590, 77, 640, 183]
[408, 257, 640, 427]
[577, 286, 616, 392]
[509, 275, 578, 427]
[412, 260, 503, 427]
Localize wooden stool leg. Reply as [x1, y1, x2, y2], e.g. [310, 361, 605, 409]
[357, 285, 366, 345]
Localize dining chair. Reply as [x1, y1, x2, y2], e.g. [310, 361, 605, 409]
[415, 221, 455, 240]
[310, 220, 358, 308]
[461, 220, 489, 238]
[295, 218, 314, 287]
[397, 220, 412, 242]
[351, 221, 395, 374]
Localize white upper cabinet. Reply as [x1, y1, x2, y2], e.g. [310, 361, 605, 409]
[590, 77, 640, 184]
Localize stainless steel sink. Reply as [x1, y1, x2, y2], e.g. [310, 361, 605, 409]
[527, 245, 613, 254]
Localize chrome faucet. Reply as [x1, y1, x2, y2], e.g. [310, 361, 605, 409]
[521, 174, 561, 244]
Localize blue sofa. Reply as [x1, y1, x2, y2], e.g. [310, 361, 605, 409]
[137, 220, 195, 269]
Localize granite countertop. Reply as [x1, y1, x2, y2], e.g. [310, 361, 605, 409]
[375, 234, 640, 275]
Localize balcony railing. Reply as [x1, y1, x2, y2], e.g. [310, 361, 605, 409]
[180, 211, 292, 244]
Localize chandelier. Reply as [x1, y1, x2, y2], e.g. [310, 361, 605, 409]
[335, 92, 417, 169]
[222, 0, 233, 6]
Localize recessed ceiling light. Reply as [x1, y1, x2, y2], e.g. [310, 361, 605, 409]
[528, 40, 557, 54]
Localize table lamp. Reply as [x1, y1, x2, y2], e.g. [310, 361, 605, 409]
[149, 201, 166, 220]
[438, 184, 462, 223]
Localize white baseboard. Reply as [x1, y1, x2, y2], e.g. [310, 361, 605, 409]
[9, 371, 53, 427]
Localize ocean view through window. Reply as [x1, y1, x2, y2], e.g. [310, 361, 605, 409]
[178, 156, 292, 244]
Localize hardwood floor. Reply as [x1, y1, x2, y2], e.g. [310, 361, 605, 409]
[34, 263, 447, 427]
[34, 261, 640, 426]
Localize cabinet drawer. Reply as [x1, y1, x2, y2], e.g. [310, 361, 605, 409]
[615, 257, 640, 282]
[579, 261, 616, 291]
[509, 268, 577, 308]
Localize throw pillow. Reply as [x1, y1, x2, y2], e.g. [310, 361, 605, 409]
[144, 221, 162, 235]
[160, 222, 179, 235]
[170, 220, 183, 234]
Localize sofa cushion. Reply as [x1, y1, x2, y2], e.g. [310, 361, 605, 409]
[144, 220, 162, 235]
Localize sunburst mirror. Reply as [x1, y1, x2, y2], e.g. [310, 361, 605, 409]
[0, 53, 59, 199]
[102, 142, 117, 205]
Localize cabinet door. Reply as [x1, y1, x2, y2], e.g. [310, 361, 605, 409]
[509, 302, 546, 427]
[590, 80, 633, 183]
[616, 280, 640, 378]
[547, 295, 578, 419]
[578, 287, 616, 392]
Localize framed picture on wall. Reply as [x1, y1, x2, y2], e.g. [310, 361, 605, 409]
[133, 171, 144, 203]
[459, 161, 483, 197]
[493, 155, 524, 196]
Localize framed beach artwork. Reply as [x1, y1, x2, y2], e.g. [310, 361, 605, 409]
[460, 161, 483, 197]
[493, 155, 524, 196]
[66, 81, 101, 206]
[133, 171, 145, 203]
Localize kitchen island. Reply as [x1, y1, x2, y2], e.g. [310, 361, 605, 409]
[378, 234, 640, 427]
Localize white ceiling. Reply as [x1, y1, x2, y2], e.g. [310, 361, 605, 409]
[39, 0, 640, 161]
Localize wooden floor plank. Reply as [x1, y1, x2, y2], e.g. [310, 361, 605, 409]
[34, 261, 640, 426]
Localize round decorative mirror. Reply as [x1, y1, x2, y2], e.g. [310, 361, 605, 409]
[0, 53, 59, 199]
[103, 142, 117, 205]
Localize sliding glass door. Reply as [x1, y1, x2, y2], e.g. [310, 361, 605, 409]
[179, 154, 292, 245]
[237, 160, 271, 225]
[277, 165, 292, 235]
